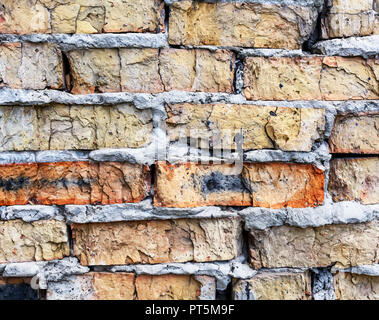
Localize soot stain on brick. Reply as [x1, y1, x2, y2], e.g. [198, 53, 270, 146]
[0, 177, 93, 191]
[0, 176, 31, 191]
[0, 284, 38, 300]
[200, 172, 245, 194]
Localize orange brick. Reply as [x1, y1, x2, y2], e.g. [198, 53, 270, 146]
[0, 162, 150, 206]
[154, 162, 324, 208]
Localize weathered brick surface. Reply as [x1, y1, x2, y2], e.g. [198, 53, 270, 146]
[166, 104, 325, 152]
[232, 272, 312, 300]
[328, 157, 379, 205]
[68, 48, 235, 94]
[67, 49, 121, 94]
[0, 162, 150, 206]
[71, 218, 242, 265]
[0, 104, 153, 151]
[334, 272, 379, 300]
[0, 219, 69, 264]
[169, 0, 319, 49]
[0, 278, 38, 300]
[321, 0, 378, 38]
[47, 273, 215, 300]
[0, 0, 164, 34]
[329, 113, 379, 154]
[248, 220, 379, 269]
[0, 43, 63, 90]
[244, 57, 379, 101]
[243, 162, 325, 209]
[120, 48, 163, 93]
[154, 162, 252, 208]
[160, 49, 235, 93]
[155, 162, 324, 208]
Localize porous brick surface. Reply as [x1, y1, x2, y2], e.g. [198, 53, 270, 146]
[0, 0, 378, 301]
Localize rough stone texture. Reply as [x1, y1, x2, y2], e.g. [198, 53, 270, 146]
[321, 0, 378, 39]
[0, 161, 150, 206]
[68, 48, 234, 94]
[155, 162, 324, 208]
[232, 272, 312, 300]
[248, 220, 379, 269]
[0, 104, 153, 151]
[120, 48, 163, 93]
[0, 277, 38, 300]
[169, 0, 319, 49]
[243, 162, 325, 209]
[0, 42, 63, 90]
[71, 218, 242, 265]
[334, 272, 379, 300]
[160, 49, 235, 93]
[329, 113, 379, 154]
[166, 103, 325, 152]
[0, 0, 164, 34]
[328, 157, 379, 205]
[312, 35, 379, 57]
[135, 274, 214, 300]
[46, 273, 215, 300]
[244, 56, 379, 101]
[0, 219, 69, 264]
[67, 49, 121, 94]
[154, 162, 253, 208]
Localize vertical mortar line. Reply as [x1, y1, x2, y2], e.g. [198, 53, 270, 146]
[60, 50, 72, 93]
[66, 217, 75, 257]
[164, 1, 170, 37]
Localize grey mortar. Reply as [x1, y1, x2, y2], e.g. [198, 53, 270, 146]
[312, 268, 335, 300]
[312, 35, 379, 58]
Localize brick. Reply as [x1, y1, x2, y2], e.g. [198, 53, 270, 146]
[160, 49, 235, 93]
[0, 43, 63, 90]
[334, 272, 379, 300]
[0, 219, 69, 264]
[0, 162, 150, 206]
[0, 278, 38, 300]
[0, 0, 50, 34]
[0, 0, 164, 34]
[248, 220, 379, 269]
[328, 157, 379, 205]
[0, 104, 153, 151]
[71, 218, 242, 265]
[154, 162, 324, 208]
[244, 57, 379, 101]
[136, 274, 215, 300]
[166, 104, 325, 152]
[154, 162, 253, 208]
[46, 273, 215, 300]
[232, 272, 312, 300]
[329, 113, 379, 154]
[243, 162, 325, 209]
[68, 48, 235, 94]
[119, 48, 163, 93]
[321, 0, 377, 38]
[169, 0, 318, 49]
[67, 49, 121, 94]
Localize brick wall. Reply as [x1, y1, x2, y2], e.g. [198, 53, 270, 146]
[0, 0, 378, 300]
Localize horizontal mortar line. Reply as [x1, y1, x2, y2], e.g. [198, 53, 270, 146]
[0, 257, 257, 287]
[332, 264, 379, 276]
[163, 0, 324, 7]
[241, 200, 379, 230]
[312, 35, 379, 57]
[1, 199, 377, 227]
[0, 143, 331, 165]
[1, 88, 378, 109]
[0, 33, 169, 49]
[1, 35, 377, 57]
[331, 153, 379, 159]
